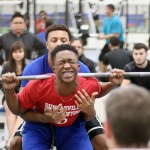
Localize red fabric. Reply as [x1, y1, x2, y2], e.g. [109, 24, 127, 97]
[35, 19, 46, 33]
[18, 76, 101, 127]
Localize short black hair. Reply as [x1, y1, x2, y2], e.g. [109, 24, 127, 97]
[133, 43, 148, 52]
[45, 24, 72, 41]
[11, 12, 25, 22]
[39, 10, 47, 15]
[109, 37, 120, 47]
[106, 4, 115, 12]
[51, 44, 78, 63]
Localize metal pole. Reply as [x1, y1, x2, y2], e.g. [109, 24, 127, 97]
[126, 0, 129, 49]
[65, 0, 69, 26]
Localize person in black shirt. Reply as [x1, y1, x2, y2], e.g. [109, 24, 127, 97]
[71, 38, 96, 73]
[0, 12, 46, 61]
[122, 43, 150, 90]
[103, 37, 133, 72]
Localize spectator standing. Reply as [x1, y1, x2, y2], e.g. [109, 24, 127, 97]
[98, 4, 124, 72]
[0, 12, 46, 61]
[35, 10, 48, 34]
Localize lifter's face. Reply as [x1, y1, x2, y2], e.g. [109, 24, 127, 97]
[53, 50, 80, 84]
[133, 48, 148, 66]
[46, 30, 70, 54]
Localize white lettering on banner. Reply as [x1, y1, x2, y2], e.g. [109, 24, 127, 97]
[44, 103, 80, 124]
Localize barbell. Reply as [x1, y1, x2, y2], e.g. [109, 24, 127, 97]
[0, 72, 150, 81]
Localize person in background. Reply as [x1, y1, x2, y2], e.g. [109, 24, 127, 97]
[102, 37, 132, 72]
[104, 85, 150, 149]
[37, 19, 53, 44]
[121, 43, 150, 90]
[71, 38, 96, 73]
[36, 10, 48, 34]
[0, 12, 46, 61]
[1, 41, 28, 148]
[98, 4, 124, 72]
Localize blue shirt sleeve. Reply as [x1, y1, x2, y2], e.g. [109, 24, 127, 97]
[78, 61, 90, 73]
[20, 64, 33, 87]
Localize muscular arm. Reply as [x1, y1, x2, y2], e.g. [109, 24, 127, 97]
[2, 73, 26, 115]
[99, 82, 116, 97]
[19, 87, 50, 123]
[5, 89, 20, 115]
[5, 89, 26, 115]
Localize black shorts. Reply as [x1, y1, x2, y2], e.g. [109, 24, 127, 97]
[85, 116, 104, 140]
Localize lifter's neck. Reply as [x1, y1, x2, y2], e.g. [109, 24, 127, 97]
[55, 79, 78, 96]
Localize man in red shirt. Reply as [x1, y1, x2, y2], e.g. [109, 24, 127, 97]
[2, 44, 124, 150]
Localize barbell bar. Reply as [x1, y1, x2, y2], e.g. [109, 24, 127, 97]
[0, 72, 150, 82]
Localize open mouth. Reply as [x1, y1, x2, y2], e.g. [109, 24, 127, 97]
[62, 71, 74, 77]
